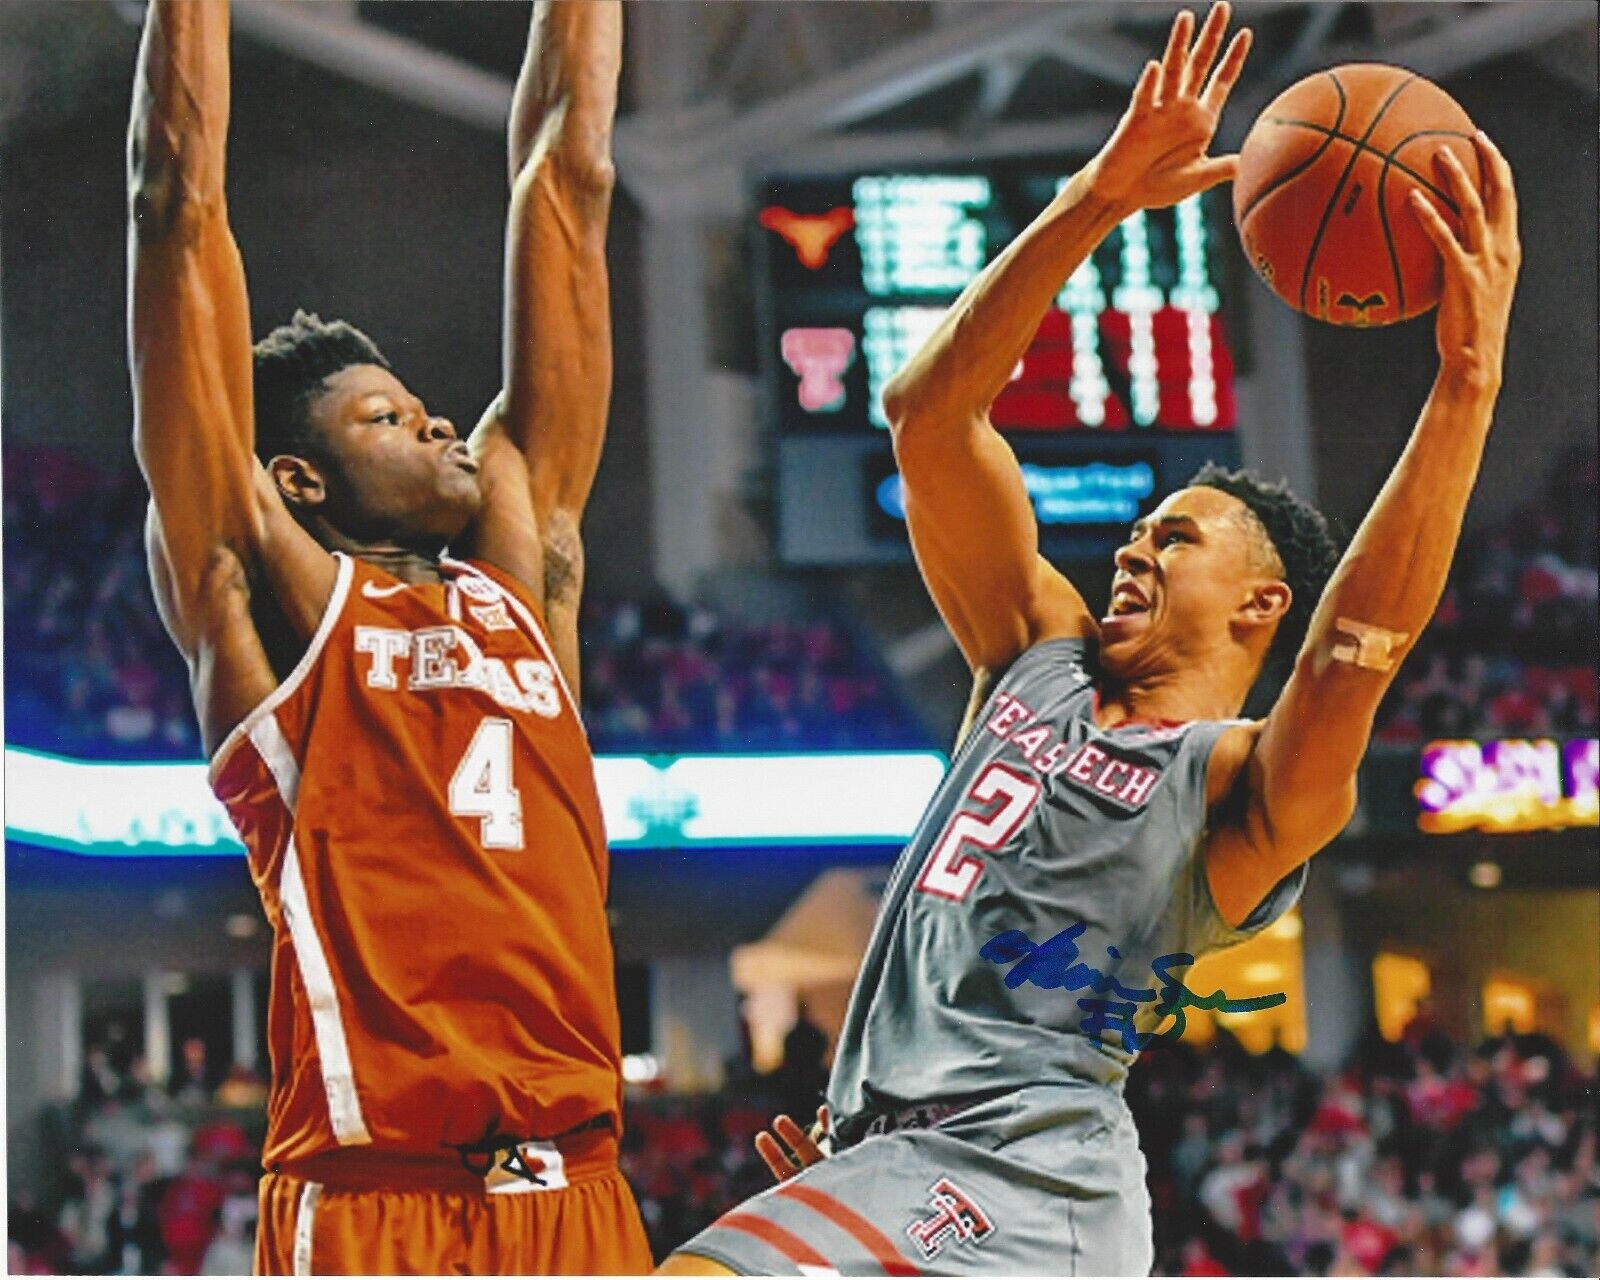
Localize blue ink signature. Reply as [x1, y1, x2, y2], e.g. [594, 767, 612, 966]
[980, 923, 1286, 1054]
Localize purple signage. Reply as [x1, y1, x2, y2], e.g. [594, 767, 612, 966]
[1415, 738, 1599, 835]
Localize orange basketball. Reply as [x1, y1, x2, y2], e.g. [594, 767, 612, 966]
[1234, 64, 1481, 327]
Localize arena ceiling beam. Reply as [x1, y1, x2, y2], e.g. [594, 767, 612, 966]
[614, 2, 1308, 207]
[231, 0, 511, 133]
[1038, 30, 1153, 87]
[1274, 2, 1348, 84]
[1323, 0, 1597, 82]
[613, 2, 1103, 184]
[760, 113, 1123, 176]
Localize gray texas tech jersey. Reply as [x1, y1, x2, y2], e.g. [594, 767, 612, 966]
[828, 637, 1305, 1139]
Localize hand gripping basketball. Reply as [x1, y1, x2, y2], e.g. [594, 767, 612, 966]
[1085, 3, 1252, 212]
[1408, 133, 1521, 382]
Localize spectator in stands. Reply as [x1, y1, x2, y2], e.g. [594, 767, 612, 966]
[169, 1039, 212, 1108]
[156, 1152, 224, 1276]
[56, 1147, 117, 1273]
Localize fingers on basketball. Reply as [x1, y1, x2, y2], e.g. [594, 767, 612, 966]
[1408, 190, 1467, 264]
[1474, 132, 1519, 237]
[1433, 150, 1485, 254]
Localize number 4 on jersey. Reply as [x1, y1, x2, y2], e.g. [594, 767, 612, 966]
[449, 717, 524, 850]
[915, 763, 1041, 902]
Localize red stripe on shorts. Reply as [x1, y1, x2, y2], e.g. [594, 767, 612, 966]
[718, 1211, 831, 1270]
[778, 1184, 921, 1276]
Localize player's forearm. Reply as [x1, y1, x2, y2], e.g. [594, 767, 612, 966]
[1302, 360, 1500, 674]
[128, 0, 230, 241]
[508, 0, 621, 188]
[883, 168, 1126, 433]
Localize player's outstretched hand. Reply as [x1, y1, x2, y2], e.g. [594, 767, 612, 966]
[1085, 2, 1253, 212]
[755, 1106, 830, 1183]
[1408, 132, 1521, 382]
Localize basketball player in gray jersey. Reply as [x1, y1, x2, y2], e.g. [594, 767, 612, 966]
[662, 4, 1519, 1274]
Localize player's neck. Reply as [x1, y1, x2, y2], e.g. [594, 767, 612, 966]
[355, 547, 445, 584]
[314, 522, 445, 584]
[1096, 654, 1250, 728]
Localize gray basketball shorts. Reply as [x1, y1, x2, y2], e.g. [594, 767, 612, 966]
[675, 1084, 1153, 1276]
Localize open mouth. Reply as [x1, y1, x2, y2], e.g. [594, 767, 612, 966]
[1106, 582, 1151, 619]
[446, 446, 479, 475]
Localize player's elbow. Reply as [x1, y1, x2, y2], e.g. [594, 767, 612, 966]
[128, 166, 220, 245]
[511, 137, 616, 211]
[883, 370, 943, 445]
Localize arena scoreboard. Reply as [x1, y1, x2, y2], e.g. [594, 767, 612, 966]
[759, 167, 1243, 565]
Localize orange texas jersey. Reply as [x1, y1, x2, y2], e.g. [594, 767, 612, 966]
[210, 552, 622, 1170]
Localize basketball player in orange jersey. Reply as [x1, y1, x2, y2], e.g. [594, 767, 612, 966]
[128, 0, 650, 1272]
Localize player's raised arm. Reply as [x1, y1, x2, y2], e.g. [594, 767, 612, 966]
[465, 0, 620, 691]
[1207, 134, 1521, 926]
[128, 0, 255, 645]
[129, 0, 305, 754]
[885, 4, 1251, 675]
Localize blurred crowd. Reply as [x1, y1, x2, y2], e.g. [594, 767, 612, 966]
[8, 1034, 266, 1276]
[3, 449, 926, 758]
[3, 450, 199, 760]
[16, 1018, 1594, 1276]
[1375, 449, 1598, 744]
[8, 447, 1594, 761]
[1132, 1019, 1599, 1278]
[581, 598, 926, 751]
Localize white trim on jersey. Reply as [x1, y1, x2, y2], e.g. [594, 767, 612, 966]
[441, 557, 583, 727]
[252, 714, 372, 1148]
[208, 553, 356, 784]
[292, 1180, 321, 1276]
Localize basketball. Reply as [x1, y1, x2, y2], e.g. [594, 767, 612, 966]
[1234, 64, 1481, 327]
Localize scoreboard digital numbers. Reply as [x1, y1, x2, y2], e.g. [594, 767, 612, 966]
[761, 167, 1243, 565]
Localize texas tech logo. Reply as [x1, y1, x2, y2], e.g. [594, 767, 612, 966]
[906, 1177, 994, 1261]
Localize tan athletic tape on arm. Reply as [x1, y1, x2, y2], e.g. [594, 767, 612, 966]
[1330, 617, 1409, 672]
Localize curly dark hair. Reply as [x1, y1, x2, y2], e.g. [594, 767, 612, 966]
[252, 310, 390, 466]
[1188, 462, 1342, 690]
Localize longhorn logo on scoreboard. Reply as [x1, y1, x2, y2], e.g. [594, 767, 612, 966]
[780, 327, 856, 413]
[906, 1177, 994, 1261]
[759, 206, 855, 269]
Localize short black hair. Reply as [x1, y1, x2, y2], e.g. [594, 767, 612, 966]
[252, 310, 390, 466]
[1188, 462, 1342, 682]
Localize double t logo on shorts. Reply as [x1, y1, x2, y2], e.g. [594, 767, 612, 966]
[905, 1177, 994, 1260]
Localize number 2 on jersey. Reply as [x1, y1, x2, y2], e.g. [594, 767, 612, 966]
[448, 717, 524, 850]
[915, 762, 1041, 902]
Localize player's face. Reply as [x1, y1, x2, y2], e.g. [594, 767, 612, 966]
[1098, 487, 1279, 678]
[304, 364, 482, 544]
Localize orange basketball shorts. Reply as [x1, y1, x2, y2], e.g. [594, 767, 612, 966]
[254, 1130, 652, 1275]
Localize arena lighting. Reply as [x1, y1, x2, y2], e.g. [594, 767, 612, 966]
[1415, 737, 1599, 835]
[621, 1054, 661, 1084]
[1468, 860, 1504, 890]
[225, 914, 260, 940]
[2, 746, 948, 858]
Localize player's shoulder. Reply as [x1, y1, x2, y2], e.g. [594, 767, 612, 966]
[1000, 633, 1098, 686]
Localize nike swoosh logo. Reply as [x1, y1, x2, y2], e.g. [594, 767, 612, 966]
[361, 581, 408, 599]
